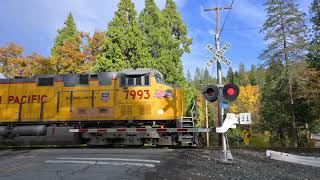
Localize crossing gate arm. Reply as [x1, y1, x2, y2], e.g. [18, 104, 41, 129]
[69, 128, 212, 133]
[266, 150, 320, 167]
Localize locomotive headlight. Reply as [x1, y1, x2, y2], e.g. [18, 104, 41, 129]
[157, 109, 164, 115]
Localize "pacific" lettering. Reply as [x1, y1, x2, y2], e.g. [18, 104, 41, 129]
[3, 95, 48, 104]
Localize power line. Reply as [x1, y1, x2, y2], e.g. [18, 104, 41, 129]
[220, 0, 235, 35]
[223, 27, 262, 31]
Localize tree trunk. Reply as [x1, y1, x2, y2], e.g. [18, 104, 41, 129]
[281, 20, 298, 147]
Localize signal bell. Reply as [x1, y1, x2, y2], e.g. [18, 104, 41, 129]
[223, 83, 240, 102]
[203, 85, 219, 102]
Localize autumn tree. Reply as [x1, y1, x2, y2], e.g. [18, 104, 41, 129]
[229, 86, 261, 127]
[51, 13, 94, 73]
[52, 34, 89, 74]
[24, 54, 54, 76]
[85, 31, 106, 63]
[94, 0, 152, 72]
[260, 0, 307, 147]
[0, 43, 54, 78]
[0, 43, 25, 78]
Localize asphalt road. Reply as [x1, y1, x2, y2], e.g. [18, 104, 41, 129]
[0, 148, 176, 180]
[0, 148, 319, 180]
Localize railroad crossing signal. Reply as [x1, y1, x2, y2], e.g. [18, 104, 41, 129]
[203, 85, 219, 102]
[203, 83, 239, 103]
[206, 43, 232, 66]
[222, 83, 240, 102]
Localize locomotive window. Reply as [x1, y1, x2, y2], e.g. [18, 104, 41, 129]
[38, 78, 54, 86]
[128, 77, 134, 86]
[120, 75, 126, 86]
[98, 72, 112, 86]
[120, 75, 150, 87]
[136, 76, 142, 85]
[90, 74, 98, 79]
[79, 75, 89, 85]
[155, 74, 163, 84]
[144, 75, 150, 85]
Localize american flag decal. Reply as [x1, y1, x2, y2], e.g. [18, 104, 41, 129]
[154, 90, 175, 99]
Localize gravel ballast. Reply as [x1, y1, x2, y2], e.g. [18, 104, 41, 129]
[146, 149, 320, 180]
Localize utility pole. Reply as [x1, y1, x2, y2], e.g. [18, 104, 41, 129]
[204, 2, 232, 162]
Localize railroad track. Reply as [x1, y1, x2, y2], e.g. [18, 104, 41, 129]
[0, 144, 319, 152]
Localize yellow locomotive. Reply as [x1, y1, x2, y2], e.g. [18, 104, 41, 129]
[0, 69, 203, 146]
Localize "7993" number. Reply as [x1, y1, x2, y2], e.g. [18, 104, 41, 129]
[124, 90, 150, 99]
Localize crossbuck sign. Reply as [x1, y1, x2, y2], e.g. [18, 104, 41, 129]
[207, 43, 231, 66]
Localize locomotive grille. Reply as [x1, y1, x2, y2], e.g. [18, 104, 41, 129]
[138, 105, 144, 115]
[127, 105, 132, 115]
[120, 105, 132, 116]
[145, 104, 151, 115]
[121, 105, 126, 115]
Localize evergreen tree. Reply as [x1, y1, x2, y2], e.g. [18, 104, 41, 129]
[94, 0, 152, 72]
[194, 67, 202, 82]
[162, 0, 192, 85]
[139, 0, 163, 60]
[203, 67, 211, 84]
[256, 66, 266, 88]
[186, 70, 192, 82]
[233, 71, 241, 86]
[260, 59, 291, 146]
[226, 67, 234, 84]
[238, 63, 250, 86]
[51, 13, 79, 57]
[249, 64, 257, 86]
[307, 0, 320, 70]
[260, 0, 307, 147]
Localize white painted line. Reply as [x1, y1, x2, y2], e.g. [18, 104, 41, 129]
[45, 160, 156, 168]
[56, 157, 161, 164]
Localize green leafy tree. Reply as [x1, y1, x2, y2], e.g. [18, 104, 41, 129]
[94, 0, 151, 72]
[260, 0, 307, 147]
[161, 0, 192, 85]
[307, 0, 320, 70]
[139, 0, 164, 67]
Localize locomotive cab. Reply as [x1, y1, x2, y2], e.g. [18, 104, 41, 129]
[117, 69, 183, 122]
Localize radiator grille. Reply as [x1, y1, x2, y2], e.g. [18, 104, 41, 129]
[145, 104, 151, 115]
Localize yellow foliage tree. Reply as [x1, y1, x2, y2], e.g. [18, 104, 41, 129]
[229, 86, 261, 125]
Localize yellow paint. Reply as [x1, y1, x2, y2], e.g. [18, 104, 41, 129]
[0, 75, 184, 123]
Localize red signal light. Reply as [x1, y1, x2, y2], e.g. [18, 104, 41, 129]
[223, 84, 239, 102]
[226, 88, 235, 96]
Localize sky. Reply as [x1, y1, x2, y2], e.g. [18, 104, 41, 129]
[0, 0, 313, 77]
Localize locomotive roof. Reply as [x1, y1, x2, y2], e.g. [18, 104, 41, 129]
[120, 68, 163, 76]
[0, 68, 162, 83]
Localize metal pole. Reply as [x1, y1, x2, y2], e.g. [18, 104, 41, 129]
[205, 100, 209, 147]
[215, 5, 228, 163]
